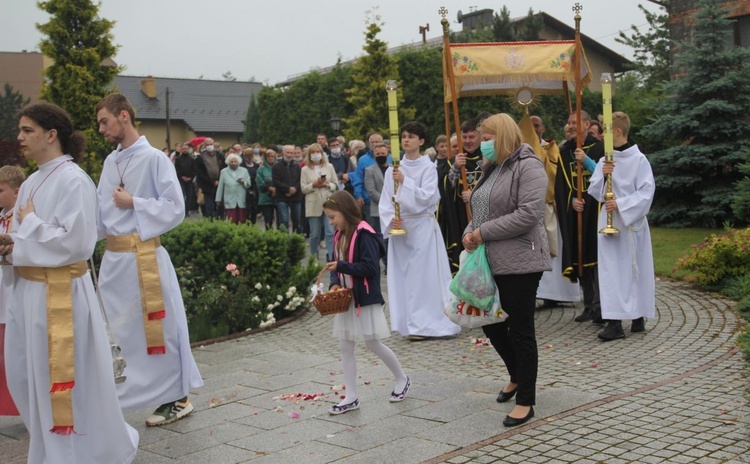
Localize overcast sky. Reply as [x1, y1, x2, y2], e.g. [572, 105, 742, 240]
[2, 1, 660, 85]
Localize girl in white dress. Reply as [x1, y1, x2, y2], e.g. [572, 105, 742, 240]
[323, 191, 410, 414]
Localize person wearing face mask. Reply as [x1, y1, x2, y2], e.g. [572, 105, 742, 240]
[195, 137, 226, 219]
[216, 153, 252, 224]
[462, 113, 549, 428]
[175, 143, 198, 217]
[273, 145, 303, 233]
[364, 143, 390, 270]
[301, 143, 337, 260]
[328, 137, 355, 195]
[241, 147, 261, 225]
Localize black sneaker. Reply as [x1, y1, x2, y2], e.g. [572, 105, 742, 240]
[631, 317, 645, 333]
[598, 321, 625, 341]
[574, 307, 594, 322]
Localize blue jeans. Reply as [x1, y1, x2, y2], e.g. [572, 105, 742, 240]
[308, 213, 334, 261]
[277, 201, 301, 233]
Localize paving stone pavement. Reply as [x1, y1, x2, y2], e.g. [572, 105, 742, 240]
[1, 275, 748, 463]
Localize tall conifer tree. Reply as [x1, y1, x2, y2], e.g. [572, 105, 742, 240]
[641, 0, 750, 227]
[37, 0, 121, 181]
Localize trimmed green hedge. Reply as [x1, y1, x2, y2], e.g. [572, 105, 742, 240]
[97, 221, 321, 342]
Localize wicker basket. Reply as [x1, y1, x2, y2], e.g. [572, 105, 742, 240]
[313, 268, 352, 316]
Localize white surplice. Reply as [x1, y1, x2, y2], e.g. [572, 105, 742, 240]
[6, 156, 138, 464]
[97, 136, 203, 411]
[589, 144, 656, 321]
[536, 224, 582, 302]
[380, 155, 460, 337]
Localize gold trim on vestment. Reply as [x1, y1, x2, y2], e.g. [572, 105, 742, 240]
[106, 233, 166, 355]
[16, 261, 88, 435]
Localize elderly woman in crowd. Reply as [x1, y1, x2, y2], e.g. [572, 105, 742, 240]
[462, 113, 550, 427]
[301, 143, 338, 260]
[216, 153, 252, 224]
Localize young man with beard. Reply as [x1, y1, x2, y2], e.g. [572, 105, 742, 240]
[95, 93, 203, 427]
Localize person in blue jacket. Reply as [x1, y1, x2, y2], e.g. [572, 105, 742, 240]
[323, 190, 409, 415]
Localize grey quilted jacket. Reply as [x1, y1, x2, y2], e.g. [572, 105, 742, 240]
[463, 143, 551, 276]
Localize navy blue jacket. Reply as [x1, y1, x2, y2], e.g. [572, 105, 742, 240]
[329, 221, 386, 307]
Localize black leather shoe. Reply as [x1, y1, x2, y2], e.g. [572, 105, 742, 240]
[631, 317, 645, 333]
[574, 307, 594, 322]
[598, 321, 625, 341]
[496, 387, 517, 403]
[503, 406, 534, 427]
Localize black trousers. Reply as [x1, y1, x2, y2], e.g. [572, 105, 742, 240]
[482, 272, 542, 407]
[579, 265, 601, 312]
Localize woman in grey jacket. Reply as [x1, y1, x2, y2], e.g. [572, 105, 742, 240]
[462, 113, 550, 427]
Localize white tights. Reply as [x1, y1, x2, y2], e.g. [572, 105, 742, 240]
[338, 338, 407, 405]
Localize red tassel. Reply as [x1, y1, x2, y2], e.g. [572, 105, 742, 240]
[49, 381, 75, 393]
[148, 310, 166, 320]
[50, 425, 75, 435]
[147, 346, 166, 355]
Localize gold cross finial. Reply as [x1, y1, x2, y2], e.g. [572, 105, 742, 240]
[572, 3, 583, 16]
[439, 6, 448, 19]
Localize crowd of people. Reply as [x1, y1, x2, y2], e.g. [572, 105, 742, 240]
[0, 92, 656, 462]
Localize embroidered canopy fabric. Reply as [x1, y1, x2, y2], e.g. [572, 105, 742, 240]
[443, 40, 591, 102]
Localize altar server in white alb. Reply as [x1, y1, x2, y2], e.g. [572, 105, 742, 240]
[588, 111, 655, 342]
[380, 121, 460, 339]
[95, 93, 203, 426]
[3, 102, 138, 463]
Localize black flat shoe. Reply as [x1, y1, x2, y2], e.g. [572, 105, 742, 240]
[496, 387, 517, 403]
[503, 406, 534, 427]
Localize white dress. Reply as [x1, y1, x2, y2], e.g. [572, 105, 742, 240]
[332, 274, 391, 342]
[97, 136, 203, 410]
[6, 155, 138, 464]
[379, 155, 461, 337]
[589, 144, 656, 321]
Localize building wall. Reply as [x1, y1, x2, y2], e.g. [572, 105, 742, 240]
[669, 0, 750, 46]
[0, 51, 47, 103]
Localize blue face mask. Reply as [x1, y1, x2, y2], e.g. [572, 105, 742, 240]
[480, 140, 496, 161]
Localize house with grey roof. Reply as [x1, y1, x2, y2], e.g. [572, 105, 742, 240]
[114, 75, 262, 150]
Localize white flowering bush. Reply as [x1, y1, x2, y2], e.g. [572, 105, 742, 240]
[164, 221, 322, 342]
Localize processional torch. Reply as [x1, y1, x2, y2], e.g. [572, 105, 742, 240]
[599, 73, 619, 235]
[386, 79, 407, 235]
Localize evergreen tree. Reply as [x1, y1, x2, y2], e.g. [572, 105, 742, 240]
[344, 9, 414, 141]
[518, 8, 542, 41]
[733, 159, 750, 224]
[37, 0, 121, 182]
[0, 84, 30, 167]
[641, 0, 750, 227]
[615, 3, 670, 92]
[492, 6, 516, 42]
[243, 94, 259, 143]
[0, 84, 29, 143]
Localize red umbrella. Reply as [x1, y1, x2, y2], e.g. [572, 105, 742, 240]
[188, 136, 207, 148]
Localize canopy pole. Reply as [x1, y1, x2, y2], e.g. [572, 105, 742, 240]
[573, 3, 584, 277]
[440, 7, 471, 222]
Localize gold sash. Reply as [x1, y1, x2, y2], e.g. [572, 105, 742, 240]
[16, 261, 88, 435]
[106, 233, 166, 355]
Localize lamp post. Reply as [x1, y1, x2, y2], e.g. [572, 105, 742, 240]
[329, 115, 341, 136]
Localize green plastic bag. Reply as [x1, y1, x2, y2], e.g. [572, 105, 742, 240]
[448, 244, 496, 311]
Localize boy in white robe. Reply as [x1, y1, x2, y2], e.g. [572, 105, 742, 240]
[380, 121, 460, 339]
[96, 94, 203, 426]
[0, 165, 24, 417]
[588, 111, 656, 341]
[4, 102, 138, 463]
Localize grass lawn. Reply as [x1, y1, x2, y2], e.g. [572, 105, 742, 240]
[650, 227, 723, 280]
